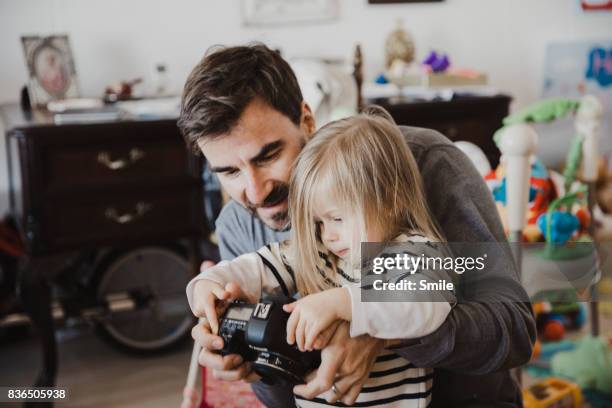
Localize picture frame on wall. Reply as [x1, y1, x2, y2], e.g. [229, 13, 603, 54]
[580, 0, 612, 11]
[21, 35, 80, 107]
[241, 0, 339, 26]
[369, 0, 444, 4]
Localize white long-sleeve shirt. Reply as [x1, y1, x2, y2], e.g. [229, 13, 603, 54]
[186, 234, 455, 408]
[186, 234, 454, 339]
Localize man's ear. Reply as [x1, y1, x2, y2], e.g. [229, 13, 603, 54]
[301, 101, 316, 139]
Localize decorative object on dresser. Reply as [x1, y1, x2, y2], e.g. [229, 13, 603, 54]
[385, 20, 416, 68]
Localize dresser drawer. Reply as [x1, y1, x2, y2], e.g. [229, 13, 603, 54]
[371, 95, 510, 167]
[40, 188, 202, 251]
[41, 140, 193, 195]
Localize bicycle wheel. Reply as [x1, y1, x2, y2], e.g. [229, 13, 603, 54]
[93, 245, 195, 354]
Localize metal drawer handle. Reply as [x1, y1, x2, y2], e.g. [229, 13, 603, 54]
[105, 201, 152, 224]
[97, 148, 145, 170]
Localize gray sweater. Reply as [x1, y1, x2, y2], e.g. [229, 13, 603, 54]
[215, 126, 536, 408]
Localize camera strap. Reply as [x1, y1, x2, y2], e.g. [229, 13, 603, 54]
[257, 253, 290, 297]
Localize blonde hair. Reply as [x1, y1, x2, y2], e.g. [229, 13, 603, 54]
[288, 106, 443, 295]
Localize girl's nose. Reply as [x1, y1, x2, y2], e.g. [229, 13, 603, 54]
[322, 226, 338, 243]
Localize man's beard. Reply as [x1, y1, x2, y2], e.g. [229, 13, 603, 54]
[246, 182, 290, 231]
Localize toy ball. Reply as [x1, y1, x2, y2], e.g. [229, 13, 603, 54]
[454, 141, 492, 177]
[575, 208, 590, 230]
[537, 211, 580, 244]
[543, 319, 565, 341]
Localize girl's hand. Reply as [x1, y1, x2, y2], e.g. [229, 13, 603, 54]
[283, 288, 351, 351]
[192, 279, 244, 335]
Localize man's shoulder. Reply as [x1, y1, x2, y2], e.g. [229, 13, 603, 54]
[398, 125, 466, 169]
[398, 125, 454, 155]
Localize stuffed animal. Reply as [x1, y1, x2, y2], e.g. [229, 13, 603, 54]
[551, 336, 612, 397]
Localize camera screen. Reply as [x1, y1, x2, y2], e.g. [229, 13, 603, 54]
[226, 306, 253, 321]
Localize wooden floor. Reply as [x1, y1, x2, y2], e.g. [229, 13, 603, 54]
[1, 308, 610, 407]
[0, 324, 193, 408]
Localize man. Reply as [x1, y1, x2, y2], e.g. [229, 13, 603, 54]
[178, 43, 535, 407]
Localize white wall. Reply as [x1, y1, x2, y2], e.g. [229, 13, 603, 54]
[0, 0, 610, 214]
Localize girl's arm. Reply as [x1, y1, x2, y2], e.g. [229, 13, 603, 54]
[344, 284, 453, 339]
[186, 253, 264, 311]
[186, 243, 296, 312]
[344, 239, 457, 340]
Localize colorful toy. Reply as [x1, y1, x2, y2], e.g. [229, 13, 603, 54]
[489, 97, 600, 249]
[551, 336, 612, 397]
[485, 157, 557, 242]
[531, 339, 542, 360]
[422, 51, 450, 73]
[536, 187, 589, 245]
[533, 300, 587, 342]
[543, 318, 566, 342]
[523, 378, 583, 408]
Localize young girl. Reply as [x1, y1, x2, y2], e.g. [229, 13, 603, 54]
[186, 107, 456, 407]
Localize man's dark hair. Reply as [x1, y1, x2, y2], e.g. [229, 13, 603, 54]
[178, 43, 304, 154]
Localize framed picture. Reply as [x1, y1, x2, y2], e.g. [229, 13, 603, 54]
[241, 0, 339, 26]
[580, 0, 612, 11]
[21, 35, 79, 107]
[369, 0, 443, 3]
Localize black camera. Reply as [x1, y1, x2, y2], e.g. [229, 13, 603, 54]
[217, 295, 320, 386]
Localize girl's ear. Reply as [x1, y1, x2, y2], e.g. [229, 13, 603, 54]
[301, 101, 316, 139]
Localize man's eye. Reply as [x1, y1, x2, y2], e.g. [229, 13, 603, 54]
[333, 217, 342, 222]
[222, 169, 240, 178]
[258, 151, 280, 165]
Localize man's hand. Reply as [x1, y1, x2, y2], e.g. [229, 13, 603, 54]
[191, 318, 260, 382]
[190, 261, 259, 382]
[293, 321, 384, 405]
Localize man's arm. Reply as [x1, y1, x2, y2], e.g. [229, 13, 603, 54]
[394, 134, 536, 373]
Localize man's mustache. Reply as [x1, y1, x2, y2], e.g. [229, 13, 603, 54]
[246, 183, 289, 211]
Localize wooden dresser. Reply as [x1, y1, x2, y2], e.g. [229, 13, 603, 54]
[1, 105, 204, 255]
[368, 94, 511, 167]
[1, 103, 206, 395]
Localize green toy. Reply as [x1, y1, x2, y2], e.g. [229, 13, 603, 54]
[563, 133, 584, 193]
[551, 335, 612, 397]
[493, 98, 582, 147]
[504, 99, 581, 125]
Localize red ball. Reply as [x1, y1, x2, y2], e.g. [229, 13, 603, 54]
[543, 320, 565, 341]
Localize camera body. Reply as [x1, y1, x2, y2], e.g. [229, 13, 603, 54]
[218, 295, 320, 385]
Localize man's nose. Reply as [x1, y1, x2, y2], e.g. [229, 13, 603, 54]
[244, 167, 269, 206]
